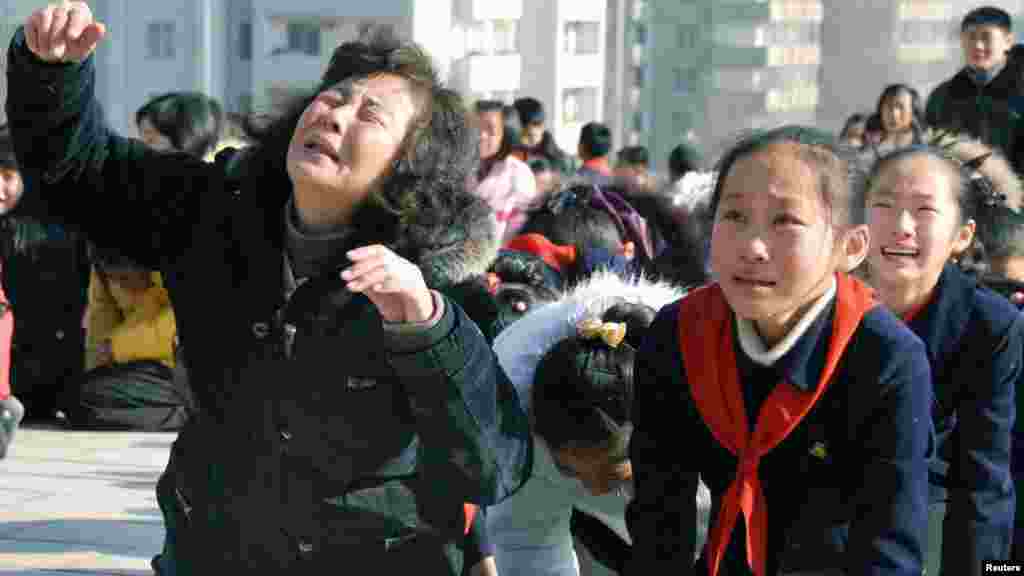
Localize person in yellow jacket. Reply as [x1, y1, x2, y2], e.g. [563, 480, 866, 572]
[70, 246, 192, 431]
[85, 263, 176, 372]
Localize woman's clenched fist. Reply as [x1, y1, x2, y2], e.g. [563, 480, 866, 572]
[25, 2, 106, 64]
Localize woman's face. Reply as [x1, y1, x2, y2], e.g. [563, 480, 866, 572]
[880, 92, 914, 135]
[286, 73, 418, 227]
[137, 118, 175, 151]
[866, 154, 973, 297]
[476, 110, 504, 161]
[710, 144, 842, 344]
[0, 167, 23, 215]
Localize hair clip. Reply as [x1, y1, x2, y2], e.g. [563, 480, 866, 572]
[577, 318, 627, 348]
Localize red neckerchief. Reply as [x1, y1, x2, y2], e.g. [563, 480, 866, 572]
[678, 273, 876, 576]
[901, 292, 934, 324]
[463, 503, 476, 535]
[582, 156, 611, 175]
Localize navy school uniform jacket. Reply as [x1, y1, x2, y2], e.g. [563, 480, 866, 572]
[626, 289, 932, 575]
[904, 264, 1018, 571]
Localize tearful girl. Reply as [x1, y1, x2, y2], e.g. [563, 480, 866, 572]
[863, 143, 1019, 576]
[627, 126, 932, 575]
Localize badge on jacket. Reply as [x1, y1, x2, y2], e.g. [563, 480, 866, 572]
[346, 376, 378, 391]
[809, 441, 828, 460]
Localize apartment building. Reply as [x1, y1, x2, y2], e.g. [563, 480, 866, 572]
[606, 0, 828, 167]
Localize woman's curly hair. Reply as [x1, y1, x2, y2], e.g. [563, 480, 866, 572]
[239, 30, 481, 261]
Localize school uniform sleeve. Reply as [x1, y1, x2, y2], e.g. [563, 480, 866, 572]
[943, 306, 1018, 574]
[625, 300, 700, 575]
[384, 294, 533, 508]
[846, 316, 931, 576]
[5, 27, 217, 270]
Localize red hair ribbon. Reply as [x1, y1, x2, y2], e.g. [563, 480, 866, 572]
[504, 233, 577, 271]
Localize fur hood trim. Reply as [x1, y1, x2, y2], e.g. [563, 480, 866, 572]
[493, 271, 685, 411]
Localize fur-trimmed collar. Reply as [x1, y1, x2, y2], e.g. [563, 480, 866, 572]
[493, 271, 685, 412]
[222, 147, 500, 290]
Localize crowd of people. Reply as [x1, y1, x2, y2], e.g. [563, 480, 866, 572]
[6, 1, 1024, 575]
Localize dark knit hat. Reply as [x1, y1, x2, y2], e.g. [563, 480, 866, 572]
[962, 6, 1012, 32]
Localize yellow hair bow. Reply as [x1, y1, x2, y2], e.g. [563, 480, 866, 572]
[577, 319, 627, 348]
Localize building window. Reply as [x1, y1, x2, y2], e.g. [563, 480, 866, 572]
[287, 21, 321, 56]
[899, 20, 957, 45]
[632, 110, 647, 132]
[239, 21, 252, 61]
[565, 21, 600, 55]
[765, 82, 819, 112]
[769, 0, 823, 22]
[673, 67, 699, 93]
[677, 24, 698, 50]
[761, 21, 821, 45]
[631, 0, 647, 21]
[238, 93, 253, 115]
[465, 20, 518, 55]
[634, 22, 648, 46]
[897, 1, 954, 21]
[146, 21, 176, 60]
[634, 66, 646, 89]
[563, 87, 598, 124]
[493, 20, 519, 54]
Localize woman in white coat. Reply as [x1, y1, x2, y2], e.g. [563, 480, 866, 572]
[488, 272, 709, 575]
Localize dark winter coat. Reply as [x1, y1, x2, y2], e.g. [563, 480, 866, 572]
[0, 216, 89, 417]
[5, 28, 531, 574]
[904, 264, 1018, 573]
[627, 288, 932, 575]
[925, 59, 1024, 174]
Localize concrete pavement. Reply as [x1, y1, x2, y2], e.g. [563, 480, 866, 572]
[0, 422, 173, 575]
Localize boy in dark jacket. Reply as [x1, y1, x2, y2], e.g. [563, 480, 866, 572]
[926, 7, 1024, 174]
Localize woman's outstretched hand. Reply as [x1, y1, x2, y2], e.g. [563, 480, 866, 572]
[25, 2, 106, 64]
[342, 245, 435, 324]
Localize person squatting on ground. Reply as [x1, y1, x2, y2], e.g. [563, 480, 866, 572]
[0, 132, 21, 459]
[626, 126, 932, 575]
[7, 3, 531, 573]
[0, 127, 89, 423]
[487, 270, 710, 576]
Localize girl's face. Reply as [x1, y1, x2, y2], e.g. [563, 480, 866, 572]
[866, 154, 974, 297]
[0, 167, 23, 215]
[710, 144, 844, 344]
[552, 443, 632, 496]
[880, 92, 914, 135]
[476, 110, 504, 161]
